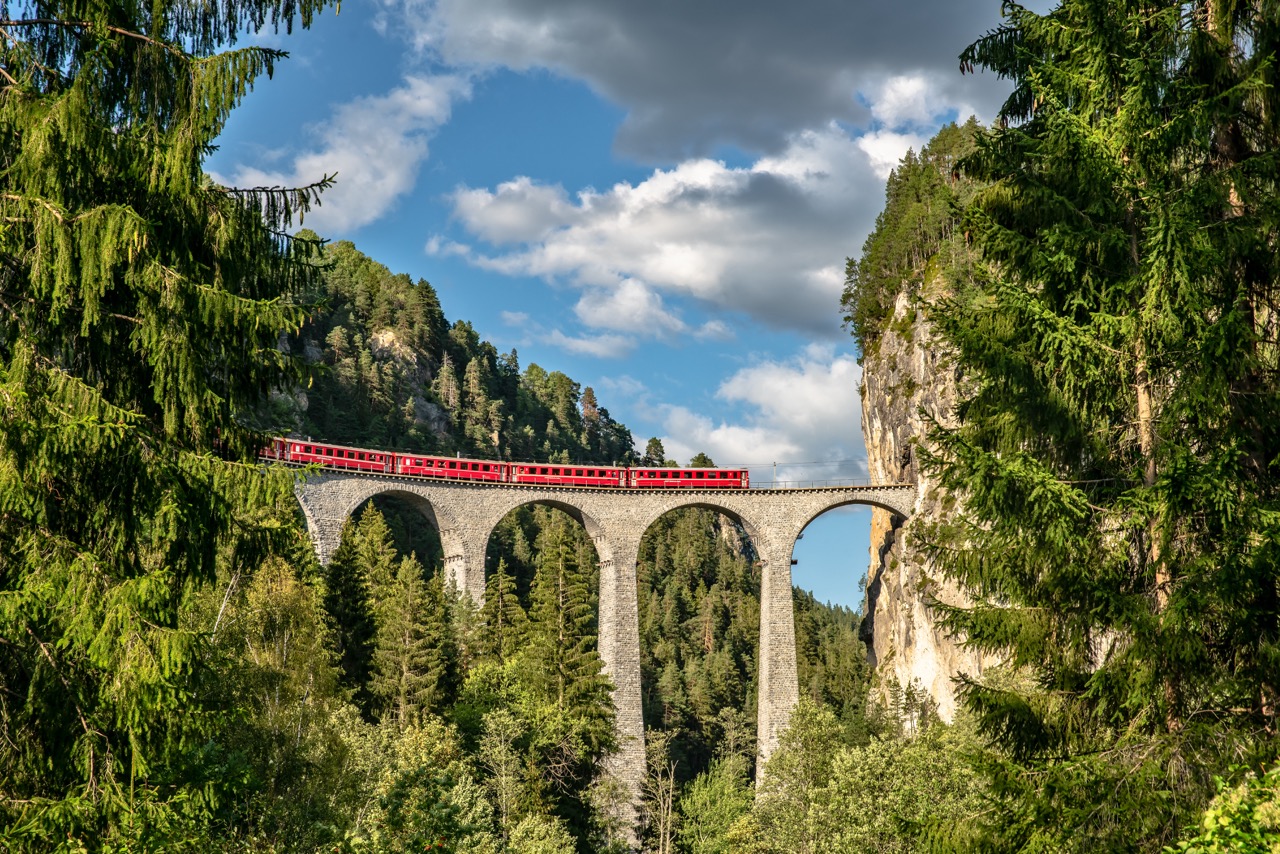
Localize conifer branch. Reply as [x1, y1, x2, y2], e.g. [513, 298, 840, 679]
[0, 18, 188, 58]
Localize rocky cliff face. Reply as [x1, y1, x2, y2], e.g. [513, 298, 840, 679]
[859, 290, 995, 721]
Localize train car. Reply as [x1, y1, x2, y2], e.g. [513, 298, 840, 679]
[511, 463, 627, 488]
[284, 440, 394, 474]
[628, 467, 749, 489]
[397, 455, 508, 482]
[258, 436, 289, 461]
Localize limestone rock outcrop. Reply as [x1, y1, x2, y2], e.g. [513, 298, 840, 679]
[860, 290, 996, 721]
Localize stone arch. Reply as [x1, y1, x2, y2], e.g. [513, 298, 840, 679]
[359, 488, 470, 594]
[469, 494, 616, 606]
[796, 495, 910, 532]
[632, 498, 771, 559]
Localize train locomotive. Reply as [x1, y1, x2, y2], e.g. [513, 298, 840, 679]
[262, 438, 749, 489]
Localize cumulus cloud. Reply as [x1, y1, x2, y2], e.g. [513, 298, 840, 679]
[574, 280, 685, 336]
[219, 74, 470, 233]
[857, 130, 929, 179]
[381, 0, 1010, 158]
[432, 124, 884, 334]
[865, 73, 963, 129]
[658, 344, 867, 484]
[545, 329, 635, 359]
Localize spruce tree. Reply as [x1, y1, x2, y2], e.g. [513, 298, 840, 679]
[354, 505, 399, 593]
[0, 0, 334, 844]
[371, 556, 452, 726]
[920, 2, 1280, 849]
[526, 514, 609, 711]
[480, 558, 529, 664]
[419, 572, 461, 713]
[323, 521, 376, 712]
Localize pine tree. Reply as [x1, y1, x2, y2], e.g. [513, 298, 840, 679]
[370, 556, 438, 728]
[919, 2, 1280, 849]
[323, 521, 376, 711]
[526, 514, 609, 711]
[0, 0, 334, 843]
[643, 437, 667, 467]
[480, 558, 529, 664]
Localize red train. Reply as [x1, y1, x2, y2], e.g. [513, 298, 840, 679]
[261, 438, 749, 489]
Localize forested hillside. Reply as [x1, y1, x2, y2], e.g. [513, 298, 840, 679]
[269, 236, 635, 467]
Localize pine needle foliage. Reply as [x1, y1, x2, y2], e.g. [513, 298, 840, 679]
[0, 0, 333, 845]
[527, 511, 610, 715]
[842, 119, 983, 358]
[920, 1, 1280, 850]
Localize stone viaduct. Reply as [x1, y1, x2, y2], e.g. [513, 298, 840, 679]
[294, 471, 915, 840]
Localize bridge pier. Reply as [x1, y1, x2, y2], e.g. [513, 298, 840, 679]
[756, 539, 800, 769]
[596, 532, 645, 848]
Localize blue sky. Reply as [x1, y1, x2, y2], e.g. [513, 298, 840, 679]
[208, 0, 1018, 608]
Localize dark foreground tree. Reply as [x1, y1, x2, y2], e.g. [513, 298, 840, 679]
[0, 0, 333, 846]
[924, 1, 1280, 850]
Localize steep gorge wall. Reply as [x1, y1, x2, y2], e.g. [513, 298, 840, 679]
[859, 290, 995, 721]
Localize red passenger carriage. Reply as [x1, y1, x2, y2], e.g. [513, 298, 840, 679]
[397, 455, 507, 482]
[284, 440, 393, 473]
[511, 464, 626, 488]
[628, 467, 749, 489]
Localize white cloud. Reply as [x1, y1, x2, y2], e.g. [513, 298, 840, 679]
[499, 310, 529, 325]
[658, 345, 867, 484]
[574, 280, 685, 336]
[219, 75, 470, 233]
[857, 130, 929, 179]
[451, 177, 581, 242]
[436, 124, 884, 334]
[693, 319, 734, 342]
[597, 374, 649, 399]
[545, 329, 635, 358]
[866, 73, 951, 129]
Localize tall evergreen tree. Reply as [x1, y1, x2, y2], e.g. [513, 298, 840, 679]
[920, 2, 1280, 849]
[526, 515, 610, 712]
[419, 572, 461, 713]
[0, 0, 333, 844]
[370, 556, 439, 727]
[480, 558, 529, 664]
[643, 437, 668, 467]
[323, 521, 376, 711]
[354, 506, 399, 592]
